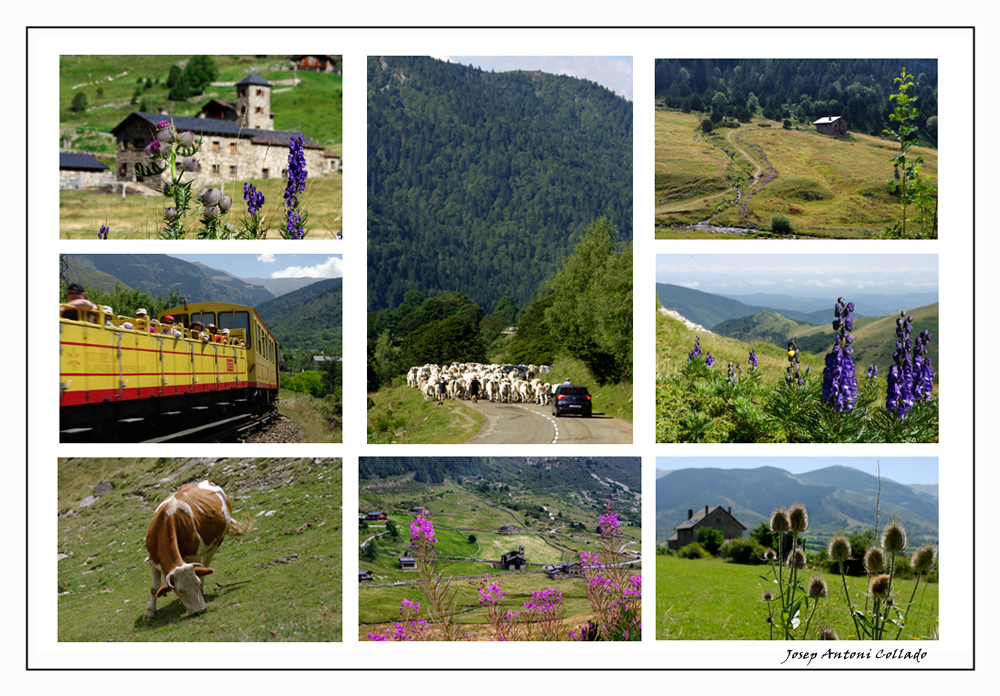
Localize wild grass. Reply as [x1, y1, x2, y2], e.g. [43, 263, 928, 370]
[367, 385, 484, 444]
[656, 555, 938, 640]
[58, 457, 343, 642]
[277, 389, 342, 443]
[59, 172, 343, 239]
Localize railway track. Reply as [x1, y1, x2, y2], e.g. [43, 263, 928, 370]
[60, 406, 282, 443]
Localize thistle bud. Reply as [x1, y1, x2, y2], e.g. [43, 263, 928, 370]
[869, 573, 891, 599]
[164, 207, 177, 221]
[201, 188, 222, 206]
[881, 519, 907, 554]
[827, 535, 852, 563]
[770, 505, 790, 533]
[864, 546, 886, 573]
[220, 195, 232, 212]
[788, 503, 809, 533]
[181, 156, 199, 173]
[910, 543, 938, 573]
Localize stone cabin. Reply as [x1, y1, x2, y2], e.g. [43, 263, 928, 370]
[111, 71, 341, 188]
[293, 55, 342, 74]
[498, 546, 527, 570]
[666, 505, 747, 551]
[399, 556, 418, 571]
[359, 570, 374, 583]
[59, 152, 113, 189]
[498, 524, 521, 535]
[364, 511, 388, 521]
[813, 115, 848, 136]
[412, 506, 430, 516]
[545, 562, 584, 578]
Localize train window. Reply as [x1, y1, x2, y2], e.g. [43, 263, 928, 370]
[192, 311, 215, 326]
[171, 314, 189, 328]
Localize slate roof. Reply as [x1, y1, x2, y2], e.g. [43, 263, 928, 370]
[236, 71, 272, 87]
[59, 152, 108, 171]
[812, 116, 844, 125]
[675, 505, 746, 531]
[112, 111, 325, 150]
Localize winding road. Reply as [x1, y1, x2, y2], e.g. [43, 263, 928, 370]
[462, 401, 632, 444]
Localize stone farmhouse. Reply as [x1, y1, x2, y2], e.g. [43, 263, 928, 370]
[497, 546, 527, 570]
[111, 71, 341, 189]
[666, 505, 746, 551]
[59, 152, 113, 189]
[813, 115, 849, 136]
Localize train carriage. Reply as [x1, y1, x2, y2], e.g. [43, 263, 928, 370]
[59, 301, 279, 439]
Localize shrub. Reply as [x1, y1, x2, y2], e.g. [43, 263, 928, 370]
[770, 214, 793, 234]
[678, 542, 709, 559]
[696, 527, 724, 555]
[721, 538, 767, 565]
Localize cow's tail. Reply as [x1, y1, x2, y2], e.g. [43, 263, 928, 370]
[228, 514, 254, 537]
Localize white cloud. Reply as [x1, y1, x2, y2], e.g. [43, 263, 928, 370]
[257, 253, 276, 264]
[271, 256, 344, 279]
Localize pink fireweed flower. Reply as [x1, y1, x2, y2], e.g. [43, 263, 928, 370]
[400, 599, 420, 612]
[409, 516, 437, 549]
[478, 581, 505, 606]
[599, 512, 621, 537]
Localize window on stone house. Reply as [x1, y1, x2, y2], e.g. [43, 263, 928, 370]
[212, 141, 220, 150]
[230, 165, 237, 177]
[255, 106, 262, 113]
[211, 164, 220, 175]
[230, 143, 236, 153]
[256, 88, 263, 96]
[262, 168, 269, 179]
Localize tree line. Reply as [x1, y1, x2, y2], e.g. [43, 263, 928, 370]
[655, 58, 938, 144]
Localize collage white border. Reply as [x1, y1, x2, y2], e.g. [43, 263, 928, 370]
[25, 23, 977, 679]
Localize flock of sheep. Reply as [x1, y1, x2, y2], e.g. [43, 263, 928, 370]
[406, 362, 557, 406]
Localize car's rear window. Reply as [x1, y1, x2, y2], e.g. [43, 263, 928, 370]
[562, 387, 589, 395]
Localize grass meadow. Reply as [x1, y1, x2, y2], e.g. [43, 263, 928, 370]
[277, 389, 343, 443]
[656, 555, 939, 641]
[58, 457, 343, 642]
[653, 109, 938, 238]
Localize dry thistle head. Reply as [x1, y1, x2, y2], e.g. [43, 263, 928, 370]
[827, 535, 852, 563]
[819, 628, 839, 640]
[762, 591, 774, 602]
[770, 504, 791, 533]
[807, 576, 829, 599]
[882, 518, 908, 554]
[911, 543, 938, 573]
[763, 547, 777, 562]
[788, 502, 809, 533]
[869, 573, 892, 599]
[864, 546, 886, 573]
[786, 547, 807, 569]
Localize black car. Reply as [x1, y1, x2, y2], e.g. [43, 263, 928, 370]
[551, 383, 592, 417]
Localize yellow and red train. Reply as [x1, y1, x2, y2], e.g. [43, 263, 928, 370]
[59, 301, 279, 436]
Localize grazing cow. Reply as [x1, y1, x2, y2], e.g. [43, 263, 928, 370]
[143, 481, 250, 621]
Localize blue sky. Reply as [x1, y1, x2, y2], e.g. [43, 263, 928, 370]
[655, 457, 938, 486]
[656, 253, 938, 299]
[169, 254, 343, 279]
[435, 56, 633, 101]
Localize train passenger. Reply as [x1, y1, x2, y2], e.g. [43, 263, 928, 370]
[160, 316, 182, 338]
[60, 282, 96, 320]
[221, 328, 231, 345]
[189, 320, 210, 342]
[207, 324, 224, 343]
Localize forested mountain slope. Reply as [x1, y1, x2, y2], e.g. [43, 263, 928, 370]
[367, 56, 633, 312]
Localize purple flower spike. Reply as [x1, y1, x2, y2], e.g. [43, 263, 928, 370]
[822, 297, 859, 411]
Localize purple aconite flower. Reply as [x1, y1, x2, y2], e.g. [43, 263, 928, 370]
[244, 182, 265, 217]
[706, 352, 715, 368]
[284, 134, 308, 239]
[822, 297, 859, 411]
[886, 311, 917, 419]
[97, 224, 109, 239]
[748, 348, 758, 369]
[687, 335, 702, 361]
[867, 363, 878, 379]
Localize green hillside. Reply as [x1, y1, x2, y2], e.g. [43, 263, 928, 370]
[60, 55, 343, 165]
[58, 457, 342, 642]
[367, 56, 632, 312]
[257, 276, 343, 351]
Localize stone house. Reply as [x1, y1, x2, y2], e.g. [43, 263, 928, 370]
[399, 556, 418, 571]
[498, 524, 521, 535]
[813, 115, 848, 136]
[293, 55, 342, 74]
[111, 71, 341, 189]
[59, 152, 113, 189]
[666, 505, 746, 551]
[364, 511, 388, 521]
[545, 562, 584, 578]
[359, 570, 374, 582]
[498, 546, 527, 570]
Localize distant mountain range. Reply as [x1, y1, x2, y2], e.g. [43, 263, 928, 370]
[656, 283, 939, 329]
[656, 465, 938, 546]
[655, 283, 938, 376]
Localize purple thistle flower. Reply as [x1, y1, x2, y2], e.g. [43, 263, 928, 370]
[156, 120, 170, 129]
[145, 139, 161, 156]
[822, 297, 859, 411]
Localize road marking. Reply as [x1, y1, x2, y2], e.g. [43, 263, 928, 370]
[515, 404, 559, 444]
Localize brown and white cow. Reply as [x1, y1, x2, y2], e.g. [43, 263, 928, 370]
[142, 481, 249, 621]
